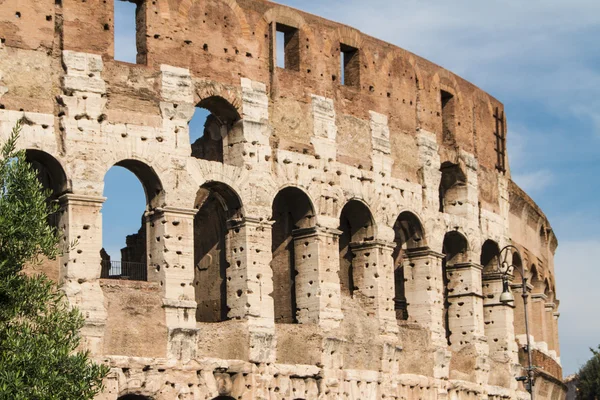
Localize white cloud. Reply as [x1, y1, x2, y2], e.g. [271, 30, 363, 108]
[511, 170, 554, 194]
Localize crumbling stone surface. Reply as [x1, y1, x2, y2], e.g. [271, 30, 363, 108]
[0, 0, 565, 399]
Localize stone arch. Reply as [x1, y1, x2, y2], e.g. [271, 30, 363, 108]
[271, 186, 316, 324]
[190, 95, 242, 163]
[392, 211, 427, 320]
[112, 159, 165, 210]
[25, 149, 70, 198]
[212, 397, 236, 400]
[480, 239, 500, 275]
[194, 181, 244, 323]
[100, 159, 164, 280]
[338, 199, 376, 297]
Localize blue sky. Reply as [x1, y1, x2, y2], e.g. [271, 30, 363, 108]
[109, 0, 600, 375]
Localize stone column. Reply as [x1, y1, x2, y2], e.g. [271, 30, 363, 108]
[403, 248, 446, 342]
[404, 248, 451, 379]
[483, 273, 519, 389]
[350, 240, 398, 335]
[227, 217, 276, 363]
[146, 206, 198, 360]
[530, 293, 548, 351]
[446, 262, 489, 384]
[292, 226, 344, 329]
[58, 194, 108, 356]
[545, 302, 557, 357]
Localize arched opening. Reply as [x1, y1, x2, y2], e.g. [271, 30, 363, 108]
[392, 212, 426, 320]
[189, 96, 241, 162]
[212, 397, 235, 400]
[442, 231, 469, 345]
[480, 240, 500, 275]
[118, 395, 152, 400]
[338, 200, 375, 297]
[25, 150, 69, 228]
[194, 182, 243, 323]
[101, 160, 163, 281]
[439, 161, 467, 214]
[271, 187, 315, 324]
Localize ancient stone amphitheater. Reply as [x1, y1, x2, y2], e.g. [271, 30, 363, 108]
[0, 0, 565, 399]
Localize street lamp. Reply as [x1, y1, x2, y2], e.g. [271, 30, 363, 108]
[496, 244, 536, 400]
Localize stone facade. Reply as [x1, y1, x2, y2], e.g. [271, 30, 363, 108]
[0, 0, 565, 399]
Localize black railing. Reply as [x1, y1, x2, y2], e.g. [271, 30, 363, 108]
[101, 260, 147, 281]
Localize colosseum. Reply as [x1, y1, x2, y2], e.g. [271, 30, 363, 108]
[0, 0, 565, 399]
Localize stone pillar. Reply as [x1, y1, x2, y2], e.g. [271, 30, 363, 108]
[416, 130, 441, 211]
[446, 262, 489, 384]
[530, 293, 548, 351]
[553, 311, 561, 360]
[404, 248, 446, 345]
[350, 240, 398, 335]
[483, 273, 519, 389]
[292, 226, 344, 329]
[227, 217, 276, 363]
[370, 111, 393, 178]
[445, 262, 485, 346]
[146, 206, 198, 360]
[224, 78, 272, 171]
[545, 302, 557, 356]
[58, 194, 108, 356]
[403, 248, 451, 380]
[310, 95, 337, 161]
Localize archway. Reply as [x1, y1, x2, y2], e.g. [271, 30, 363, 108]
[194, 182, 243, 322]
[271, 187, 315, 324]
[392, 212, 426, 320]
[189, 96, 241, 162]
[25, 150, 69, 228]
[439, 161, 467, 214]
[338, 200, 375, 297]
[101, 160, 163, 281]
[442, 231, 469, 345]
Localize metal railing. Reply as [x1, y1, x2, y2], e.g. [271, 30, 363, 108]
[101, 260, 147, 281]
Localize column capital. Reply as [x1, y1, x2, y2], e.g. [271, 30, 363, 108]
[445, 262, 483, 272]
[227, 216, 274, 230]
[350, 239, 395, 251]
[58, 193, 105, 206]
[405, 247, 444, 260]
[292, 225, 343, 239]
[151, 206, 198, 216]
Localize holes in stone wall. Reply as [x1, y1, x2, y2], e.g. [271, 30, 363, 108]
[189, 96, 240, 163]
[114, 0, 147, 64]
[340, 43, 360, 87]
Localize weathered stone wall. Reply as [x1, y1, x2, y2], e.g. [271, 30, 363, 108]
[0, 0, 565, 399]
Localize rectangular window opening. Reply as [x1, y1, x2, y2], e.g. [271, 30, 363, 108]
[341, 43, 359, 87]
[441, 90, 456, 145]
[114, 0, 147, 64]
[275, 23, 300, 71]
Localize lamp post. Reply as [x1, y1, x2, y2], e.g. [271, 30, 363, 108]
[496, 244, 535, 400]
